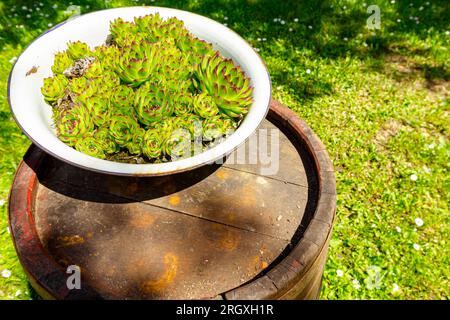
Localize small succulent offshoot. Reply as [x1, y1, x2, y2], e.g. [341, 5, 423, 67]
[42, 13, 254, 163]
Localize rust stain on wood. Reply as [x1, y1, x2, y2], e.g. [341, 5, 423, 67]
[168, 195, 180, 206]
[141, 252, 178, 293]
[129, 214, 155, 229]
[55, 235, 85, 247]
[215, 170, 230, 181]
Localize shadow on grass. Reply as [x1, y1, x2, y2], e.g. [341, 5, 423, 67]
[1, 0, 447, 94]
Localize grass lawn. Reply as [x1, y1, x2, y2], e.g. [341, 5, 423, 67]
[0, 0, 448, 300]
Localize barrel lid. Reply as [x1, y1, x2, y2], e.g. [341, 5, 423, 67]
[8, 100, 335, 299]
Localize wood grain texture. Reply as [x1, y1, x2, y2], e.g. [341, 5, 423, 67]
[8, 100, 336, 300]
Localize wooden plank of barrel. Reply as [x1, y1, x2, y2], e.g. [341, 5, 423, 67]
[8, 100, 336, 300]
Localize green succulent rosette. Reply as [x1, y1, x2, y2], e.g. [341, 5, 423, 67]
[109, 18, 139, 47]
[162, 127, 192, 158]
[195, 52, 253, 118]
[55, 104, 94, 147]
[85, 97, 111, 127]
[94, 127, 119, 154]
[51, 51, 73, 74]
[69, 77, 97, 97]
[109, 114, 139, 146]
[126, 127, 145, 155]
[110, 85, 135, 114]
[84, 60, 103, 78]
[66, 41, 91, 60]
[193, 93, 219, 118]
[93, 45, 120, 69]
[141, 128, 163, 159]
[41, 75, 68, 104]
[116, 41, 160, 86]
[173, 91, 194, 116]
[134, 83, 174, 125]
[75, 135, 106, 159]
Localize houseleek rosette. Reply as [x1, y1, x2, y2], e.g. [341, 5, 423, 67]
[41, 75, 68, 103]
[75, 136, 106, 159]
[173, 90, 194, 116]
[162, 127, 192, 158]
[69, 77, 97, 97]
[116, 41, 160, 86]
[134, 83, 174, 125]
[51, 51, 73, 74]
[66, 41, 91, 59]
[94, 127, 118, 154]
[141, 129, 163, 159]
[110, 18, 139, 47]
[55, 104, 94, 147]
[111, 85, 135, 115]
[193, 93, 219, 118]
[86, 97, 111, 127]
[195, 53, 253, 118]
[109, 114, 139, 146]
[126, 127, 145, 155]
[84, 60, 103, 79]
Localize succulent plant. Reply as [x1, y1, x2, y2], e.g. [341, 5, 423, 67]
[85, 97, 111, 127]
[84, 59, 103, 79]
[134, 82, 174, 125]
[55, 104, 94, 146]
[94, 127, 119, 154]
[163, 127, 192, 158]
[75, 135, 106, 159]
[43, 13, 253, 163]
[110, 18, 139, 47]
[126, 127, 145, 155]
[116, 41, 160, 86]
[193, 93, 219, 118]
[141, 128, 163, 159]
[194, 52, 253, 118]
[41, 75, 68, 103]
[67, 41, 92, 60]
[109, 114, 139, 146]
[52, 51, 73, 74]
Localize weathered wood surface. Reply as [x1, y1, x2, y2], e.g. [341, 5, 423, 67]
[8, 100, 336, 300]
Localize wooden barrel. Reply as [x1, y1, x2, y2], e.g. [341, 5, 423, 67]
[8, 100, 336, 300]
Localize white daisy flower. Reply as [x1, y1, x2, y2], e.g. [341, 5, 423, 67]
[0, 199, 5, 206]
[414, 218, 424, 227]
[392, 283, 400, 293]
[306, 69, 311, 74]
[413, 243, 420, 250]
[294, 18, 299, 22]
[410, 174, 418, 181]
[352, 279, 361, 289]
[308, 25, 313, 29]
[395, 226, 402, 233]
[1, 269, 12, 278]
[336, 269, 344, 277]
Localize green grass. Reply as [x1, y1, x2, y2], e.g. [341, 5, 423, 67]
[0, 0, 449, 300]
